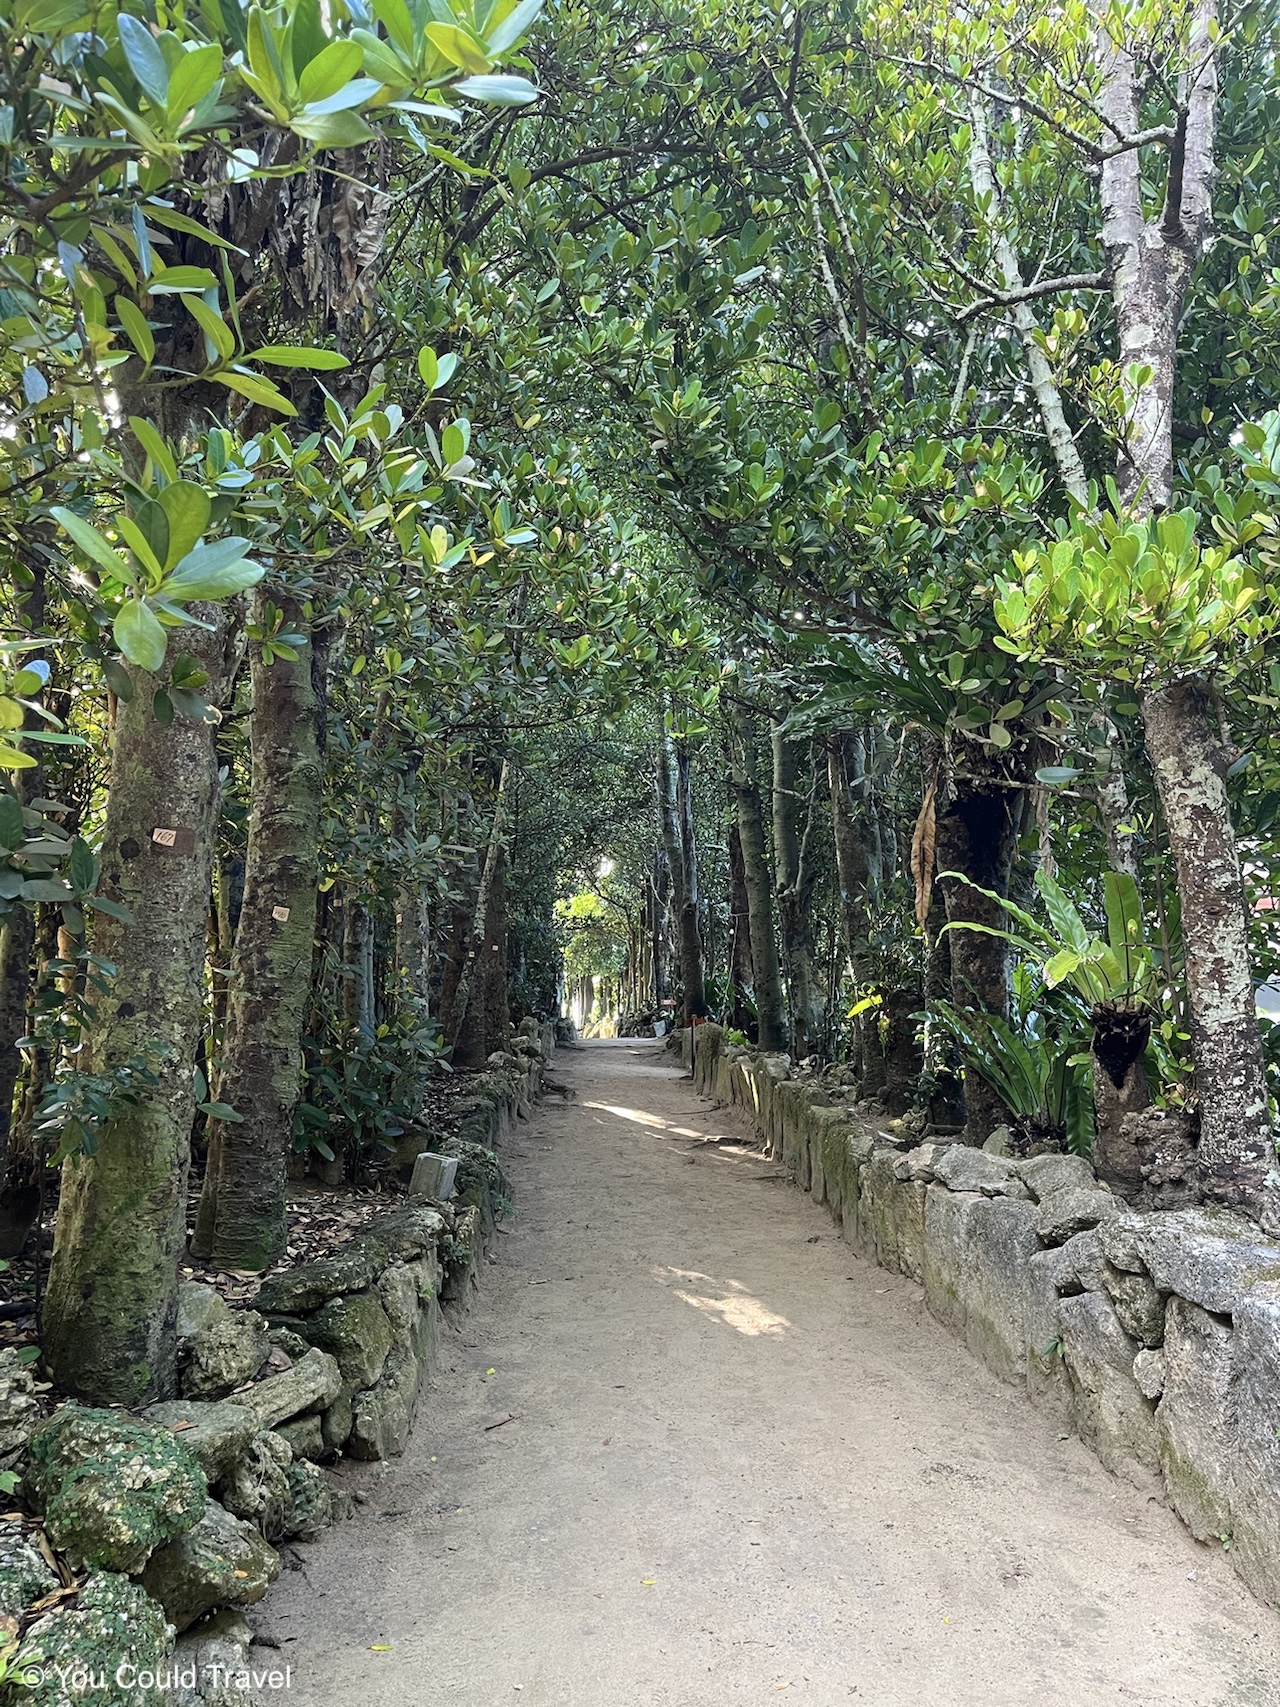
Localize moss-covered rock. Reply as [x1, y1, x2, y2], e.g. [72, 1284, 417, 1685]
[11, 1571, 172, 1707]
[279, 1458, 340, 1540]
[0, 1349, 40, 1465]
[225, 1348, 340, 1430]
[347, 1348, 420, 1461]
[0, 1520, 57, 1615]
[23, 1409, 206, 1574]
[143, 1402, 260, 1485]
[181, 1313, 270, 1402]
[176, 1284, 228, 1344]
[274, 1414, 324, 1461]
[298, 1292, 392, 1391]
[138, 1499, 280, 1632]
[254, 1237, 391, 1315]
[215, 1432, 292, 1542]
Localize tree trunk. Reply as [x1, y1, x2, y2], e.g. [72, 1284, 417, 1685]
[447, 759, 510, 1068]
[827, 731, 877, 986]
[342, 898, 375, 1044]
[657, 734, 706, 1024]
[1141, 678, 1270, 1172]
[43, 608, 236, 1404]
[728, 704, 786, 1051]
[726, 809, 756, 1038]
[191, 591, 322, 1270]
[674, 741, 707, 1020]
[0, 895, 33, 1184]
[481, 843, 509, 1056]
[772, 728, 820, 1056]
[936, 757, 1026, 1142]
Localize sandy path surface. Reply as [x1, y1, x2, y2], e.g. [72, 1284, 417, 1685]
[258, 1039, 1280, 1707]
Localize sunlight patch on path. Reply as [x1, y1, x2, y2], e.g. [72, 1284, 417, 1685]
[653, 1263, 791, 1337]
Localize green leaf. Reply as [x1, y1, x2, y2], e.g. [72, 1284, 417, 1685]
[103, 658, 134, 702]
[128, 501, 169, 573]
[21, 878, 72, 902]
[113, 599, 168, 672]
[165, 42, 223, 123]
[157, 481, 212, 569]
[162, 537, 263, 600]
[289, 108, 376, 146]
[425, 21, 491, 72]
[248, 345, 350, 370]
[152, 688, 174, 724]
[118, 13, 171, 106]
[183, 294, 236, 363]
[484, 0, 542, 55]
[453, 73, 539, 105]
[1035, 866, 1091, 956]
[115, 296, 155, 365]
[0, 747, 36, 771]
[51, 507, 132, 580]
[69, 836, 96, 893]
[201, 1100, 244, 1122]
[211, 371, 298, 416]
[0, 795, 23, 851]
[297, 38, 364, 103]
[148, 265, 220, 293]
[300, 76, 384, 114]
[86, 895, 132, 921]
[128, 417, 179, 483]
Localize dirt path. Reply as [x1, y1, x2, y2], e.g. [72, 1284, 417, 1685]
[258, 1040, 1280, 1707]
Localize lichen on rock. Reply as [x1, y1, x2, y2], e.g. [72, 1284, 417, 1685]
[23, 1408, 207, 1574]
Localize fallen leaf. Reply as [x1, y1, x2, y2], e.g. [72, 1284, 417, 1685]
[370, 1644, 392, 1652]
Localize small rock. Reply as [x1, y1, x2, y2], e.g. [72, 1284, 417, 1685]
[254, 1238, 391, 1315]
[0, 1346, 41, 1461]
[267, 1328, 310, 1362]
[275, 1414, 325, 1462]
[144, 1401, 261, 1483]
[894, 1143, 942, 1184]
[1103, 1264, 1167, 1348]
[1035, 1187, 1121, 1246]
[982, 1125, 1013, 1157]
[348, 1348, 420, 1461]
[1133, 1347, 1167, 1399]
[320, 1390, 354, 1454]
[24, 1406, 207, 1574]
[931, 1145, 1031, 1199]
[0, 1520, 58, 1614]
[1016, 1153, 1102, 1201]
[170, 1608, 260, 1707]
[139, 1498, 280, 1632]
[217, 1431, 293, 1542]
[299, 1292, 393, 1391]
[226, 1348, 341, 1430]
[177, 1282, 229, 1343]
[182, 1312, 271, 1402]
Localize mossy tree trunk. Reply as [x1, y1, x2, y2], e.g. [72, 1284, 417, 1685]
[43, 608, 237, 1404]
[1141, 679, 1271, 1177]
[772, 728, 821, 1056]
[728, 703, 786, 1051]
[657, 733, 706, 1024]
[191, 590, 322, 1270]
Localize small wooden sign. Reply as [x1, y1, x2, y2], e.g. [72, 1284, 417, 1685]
[272, 905, 290, 922]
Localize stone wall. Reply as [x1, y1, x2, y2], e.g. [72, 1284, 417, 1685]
[688, 1022, 1280, 1608]
[0, 1023, 555, 1707]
